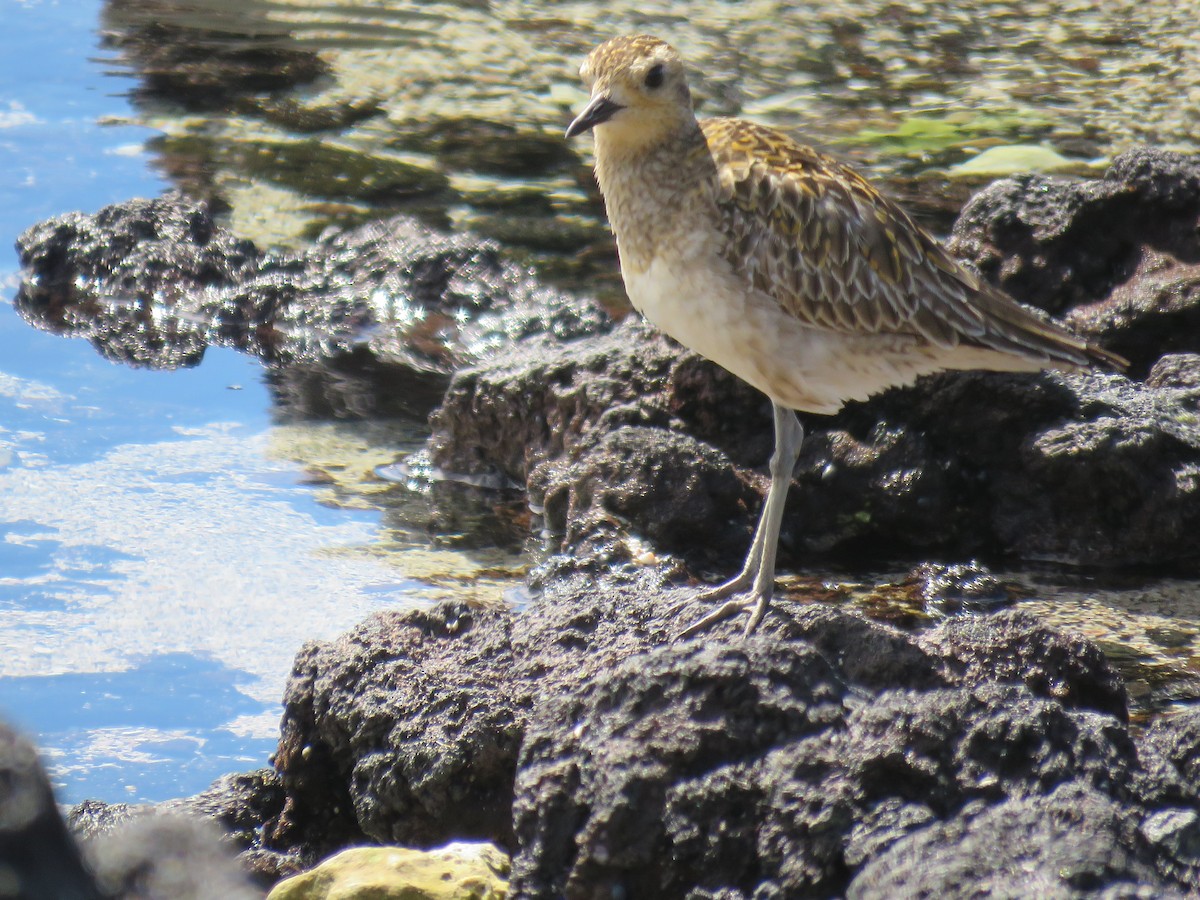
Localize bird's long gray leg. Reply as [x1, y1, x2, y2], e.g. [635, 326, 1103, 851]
[692, 474, 774, 603]
[678, 403, 803, 638]
[741, 405, 803, 633]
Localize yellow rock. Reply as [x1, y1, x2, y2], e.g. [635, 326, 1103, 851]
[267, 843, 510, 900]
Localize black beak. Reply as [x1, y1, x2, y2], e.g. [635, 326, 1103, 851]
[565, 94, 623, 138]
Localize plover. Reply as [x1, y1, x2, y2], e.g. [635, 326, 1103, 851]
[565, 34, 1125, 637]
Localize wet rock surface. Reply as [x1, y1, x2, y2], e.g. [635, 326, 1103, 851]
[14, 191, 609, 419]
[247, 590, 1200, 898]
[14, 151, 1199, 567]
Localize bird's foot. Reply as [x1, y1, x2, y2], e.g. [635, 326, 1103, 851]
[675, 587, 771, 640]
[695, 568, 755, 605]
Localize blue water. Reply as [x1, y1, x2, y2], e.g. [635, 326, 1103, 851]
[0, 1, 162, 241]
[2, 654, 268, 801]
[0, 0, 416, 804]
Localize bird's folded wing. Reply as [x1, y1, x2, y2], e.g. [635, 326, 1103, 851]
[703, 117, 1111, 369]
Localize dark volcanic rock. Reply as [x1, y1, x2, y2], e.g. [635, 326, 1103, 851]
[15, 192, 609, 419]
[530, 424, 755, 572]
[429, 320, 684, 481]
[268, 602, 523, 859]
[66, 770, 296, 890]
[846, 782, 1178, 900]
[66, 799, 142, 842]
[744, 683, 1137, 898]
[919, 609, 1129, 719]
[950, 147, 1200, 374]
[1139, 709, 1200, 802]
[1147, 352, 1200, 391]
[984, 373, 1200, 563]
[166, 768, 298, 885]
[265, 582, 686, 862]
[432, 324, 1200, 570]
[0, 718, 258, 899]
[262, 584, 1199, 898]
[84, 813, 259, 900]
[164, 768, 285, 846]
[512, 638, 849, 898]
[904, 560, 1012, 614]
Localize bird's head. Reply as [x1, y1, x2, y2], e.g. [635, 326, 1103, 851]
[565, 35, 694, 150]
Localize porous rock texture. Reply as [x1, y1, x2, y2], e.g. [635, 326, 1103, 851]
[949, 147, 1200, 373]
[255, 586, 1200, 898]
[14, 150, 1200, 566]
[15, 147, 1200, 898]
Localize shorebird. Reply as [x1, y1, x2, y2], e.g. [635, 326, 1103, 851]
[565, 35, 1124, 637]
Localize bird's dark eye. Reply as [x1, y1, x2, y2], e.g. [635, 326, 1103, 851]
[644, 63, 664, 89]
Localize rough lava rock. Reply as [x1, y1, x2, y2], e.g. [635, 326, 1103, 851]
[949, 147, 1200, 374]
[0, 718, 256, 900]
[16, 152, 1199, 565]
[83, 813, 260, 900]
[434, 321, 1200, 570]
[14, 191, 609, 419]
[846, 782, 1183, 900]
[15, 146, 1200, 898]
[265, 578, 681, 865]
[256, 589, 1200, 898]
[0, 720, 101, 899]
[915, 610, 1128, 718]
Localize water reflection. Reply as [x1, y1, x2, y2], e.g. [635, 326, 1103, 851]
[0, 405, 527, 802]
[95, 0, 1200, 294]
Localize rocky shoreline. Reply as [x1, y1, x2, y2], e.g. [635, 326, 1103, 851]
[7, 147, 1200, 897]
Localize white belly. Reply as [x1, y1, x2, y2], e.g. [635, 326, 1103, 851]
[623, 254, 1005, 415]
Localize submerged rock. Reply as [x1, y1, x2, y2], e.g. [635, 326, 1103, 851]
[102, 0, 329, 112]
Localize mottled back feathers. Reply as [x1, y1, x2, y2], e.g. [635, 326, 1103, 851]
[702, 117, 1120, 369]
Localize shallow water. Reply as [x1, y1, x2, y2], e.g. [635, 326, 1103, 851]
[0, 0, 524, 804]
[4, 0, 1199, 804]
[97, 0, 1200, 298]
